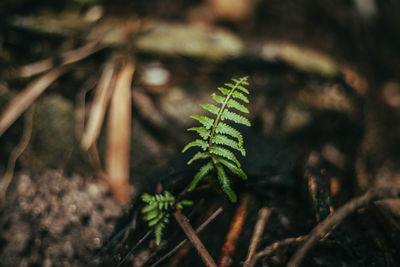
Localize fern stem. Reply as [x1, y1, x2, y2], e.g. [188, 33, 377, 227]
[208, 77, 246, 162]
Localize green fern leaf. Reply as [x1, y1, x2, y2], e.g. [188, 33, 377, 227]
[141, 202, 157, 213]
[211, 93, 224, 104]
[190, 115, 214, 129]
[222, 110, 251, 126]
[141, 193, 153, 203]
[210, 145, 240, 167]
[233, 77, 249, 85]
[201, 103, 220, 115]
[188, 161, 213, 191]
[237, 85, 249, 94]
[224, 83, 235, 89]
[232, 91, 249, 103]
[182, 139, 208, 152]
[188, 127, 210, 140]
[216, 165, 237, 202]
[154, 221, 165, 245]
[212, 134, 245, 156]
[227, 99, 249, 113]
[215, 122, 243, 146]
[216, 157, 247, 180]
[217, 87, 230, 95]
[187, 151, 210, 165]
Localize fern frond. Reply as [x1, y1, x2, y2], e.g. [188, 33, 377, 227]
[182, 139, 208, 152]
[201, 103, 220, 115]
[217, 87, 230, 95]
[154, 221, 165, 245]
[190, 115, 214, 129]
[188, 161, 213, 191]
[183, 76, 251, 201]
[233, 77, 249, 86]
[187, 151, 210, 165]
[141, 191, 192, 245]
[224, 83, 235, 89]
[211, 93, 224, 104]
[188, 127, 210, 140]
[216, 157, 247, 180]
[212, 134, 245, 156]
[210, 145, 240, 167]
[216, 165, 237, 202]
[227, 99, 249, 113]
[216, 122, 243, 146]
[232, 91, 249, 103]
[221, 110, 251, 126]
[237, 85, 249, 94]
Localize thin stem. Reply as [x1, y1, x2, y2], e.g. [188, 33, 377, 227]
[207, 77, 245, 162]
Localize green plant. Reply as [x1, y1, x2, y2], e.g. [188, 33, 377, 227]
[141, 191, 193, 245]
[141, 76, 250, 245]
[182, 76, 251, 202]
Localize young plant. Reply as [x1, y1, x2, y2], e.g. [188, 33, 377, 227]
[182, 76, 251, 202]
[141, 191, 193, 245]
[141, 76, 250, 246]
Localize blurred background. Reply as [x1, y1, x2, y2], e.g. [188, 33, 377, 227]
[1, 0, 400, 266]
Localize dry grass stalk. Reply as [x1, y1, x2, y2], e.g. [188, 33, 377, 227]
[81, 61, 116, 150]
[0, 66, 68, 136]
[105, 61, 135, 203]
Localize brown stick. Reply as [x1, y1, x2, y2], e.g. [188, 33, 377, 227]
[173, 207, 217, 267]
[243, 207, 272, 267]
[219, 195, 249, 267]
[288, 187, 400, 267]
[151, 207, 223, 267]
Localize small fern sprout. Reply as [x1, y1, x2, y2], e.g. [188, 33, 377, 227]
[182, 76, 251, 202]
[141, 191, 193, 245]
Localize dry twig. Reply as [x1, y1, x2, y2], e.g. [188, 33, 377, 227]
[243, 207, 272, 267]
[18, 40, 103, 78]
[0, 66, 69, 136]
[81, 61, 116, 150]
[288, 187, 400, 267]
[248, 235, 307, 267]
[151, 207, 223, 267]
[173, 207, 217, 267]
[0, 107, 34, 202]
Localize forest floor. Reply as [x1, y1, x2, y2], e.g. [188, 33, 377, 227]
[1, 0, 400, 266]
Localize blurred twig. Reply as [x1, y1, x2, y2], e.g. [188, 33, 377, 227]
[243, 207, 271, 267]
[0, 107, 34, 203]
[248, 235, 308, 267]
[288, 187, 400, 267]
[219, 195, 249, 267]
[0, 66, 69, 136]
